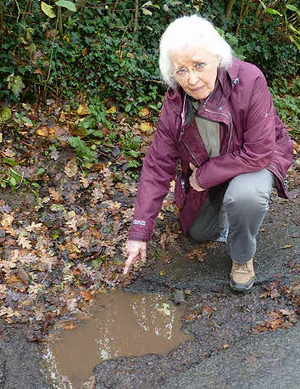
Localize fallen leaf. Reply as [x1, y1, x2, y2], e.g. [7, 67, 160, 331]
[140, 122, 154, 133]
[245, 353, 262, 365]
[77, 105, 89, 116]
[16, 267, 30, 285]
[1, 214, 14, 228]
[106, 106, 117, 114]
[6, 274, 20, 284]
[49, 187, 62, 203]
[17, 235, 32, 249]
[25, 222, 43, 233]
[81, 290, 92, 301]
[65, 241, 80, 254]
[139, 107, 150, 117]
[64, 159, 78, 178]
[65, 323, 76, 330]
[36, 126, 49, 137]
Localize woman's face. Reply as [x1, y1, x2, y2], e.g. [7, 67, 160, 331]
[170, 46, 219, 100]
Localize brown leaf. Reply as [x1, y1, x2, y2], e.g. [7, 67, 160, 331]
[139, 107, 150, 117]
[36, 126, 49, 137]
[16, 267, 30, 285]
[81, 290, 92, 301]
[17, 235, 32, 249]
[49, 187, 62, 203]
[201, 305, 213, 318]
[65, 323, 76, 330]
[65, 241, 80, 254]
[1, 214, 14, 228]
[245, 353, 262, 366]
[64, 159, 78, 178]
[6, 274, 20, 284]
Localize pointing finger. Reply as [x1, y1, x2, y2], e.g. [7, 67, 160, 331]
[123, 254, 139, 275]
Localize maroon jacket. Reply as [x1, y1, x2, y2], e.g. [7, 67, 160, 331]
[129, 58, 294, 241]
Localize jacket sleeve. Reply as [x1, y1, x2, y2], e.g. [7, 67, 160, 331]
[196, 74, 277, 189]
[128, 103, 180, 242]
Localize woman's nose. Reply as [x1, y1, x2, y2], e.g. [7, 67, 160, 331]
[188, 69, 199, 85]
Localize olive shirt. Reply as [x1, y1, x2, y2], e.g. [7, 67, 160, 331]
[192, 101, 220, 158]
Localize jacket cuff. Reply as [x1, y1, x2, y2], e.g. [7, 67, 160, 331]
[128, 235, 148, 242]
[196, 166, 209, 190]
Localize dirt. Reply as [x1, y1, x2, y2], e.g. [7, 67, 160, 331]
[0, 322, 48, 389]
[0, 182, 299, 389]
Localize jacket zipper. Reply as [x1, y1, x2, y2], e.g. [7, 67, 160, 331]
[180, 95, 232, 166]
[181, 139, 200, 167]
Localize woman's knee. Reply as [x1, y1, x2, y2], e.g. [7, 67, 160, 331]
[223, 187, 270, 215]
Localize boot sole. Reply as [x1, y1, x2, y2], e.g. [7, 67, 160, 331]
[230, 276, 255, 292]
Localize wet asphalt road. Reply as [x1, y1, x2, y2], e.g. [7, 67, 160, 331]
[93, 189, 300, 389]
[0, 188, 299, 388]
[162, 322, 300, 388]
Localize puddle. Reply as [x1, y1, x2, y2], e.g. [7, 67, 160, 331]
[43, 290, 192, 388]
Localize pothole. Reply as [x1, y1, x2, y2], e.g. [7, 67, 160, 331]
[42, 289, 192, 388]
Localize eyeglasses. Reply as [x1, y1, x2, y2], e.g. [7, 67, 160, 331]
[171, 59, 216, 80]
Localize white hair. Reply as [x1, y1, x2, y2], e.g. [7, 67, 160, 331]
[159, 15, 233, 88]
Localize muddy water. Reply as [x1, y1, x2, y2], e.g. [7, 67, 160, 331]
[43, 290, 192, 388]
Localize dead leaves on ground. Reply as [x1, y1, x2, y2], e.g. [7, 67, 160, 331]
[0, 102, 180, 332]
[253, 281, 300, 333]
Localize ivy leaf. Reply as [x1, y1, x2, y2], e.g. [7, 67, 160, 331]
[141, 8, 152, 15]
[41, 2, 56, 18]
[0, 107, 12, 124]
[7, 75, 25, 97]
[55, 1, 77, 12]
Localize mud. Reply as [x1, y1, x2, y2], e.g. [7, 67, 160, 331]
[0, 187, 299, 389]
[0, 322, 48, 389]
[43, 290, 191, 388]
[92, 188, 300, 389]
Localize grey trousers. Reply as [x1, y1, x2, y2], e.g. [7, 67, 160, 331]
[188, 169, 274, 263]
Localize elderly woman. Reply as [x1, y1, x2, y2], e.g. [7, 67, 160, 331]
[123, 15, 293, 292]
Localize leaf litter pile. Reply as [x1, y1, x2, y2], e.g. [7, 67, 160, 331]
[0, 101, 299, 340]
[0, 101, 181, 338]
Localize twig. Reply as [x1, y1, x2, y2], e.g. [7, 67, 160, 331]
[134, 0, 138, 33]
[14, 0, 21, 22]
[113, 0, 121, 11]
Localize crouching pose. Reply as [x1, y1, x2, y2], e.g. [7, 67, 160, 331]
[123, 15, 293, 292]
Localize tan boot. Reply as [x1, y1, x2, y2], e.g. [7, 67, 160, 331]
[230, 258, 255, 292]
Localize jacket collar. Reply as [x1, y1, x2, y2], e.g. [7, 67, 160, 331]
[217, 57, 240, 99]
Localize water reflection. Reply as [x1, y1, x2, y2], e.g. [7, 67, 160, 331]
[43, 290, 192, 389]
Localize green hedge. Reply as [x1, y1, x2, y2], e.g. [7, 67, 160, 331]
[0, 0, 299, 130]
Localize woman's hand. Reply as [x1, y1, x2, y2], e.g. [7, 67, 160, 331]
[123, 240, 147, 275]
[189, 163, 205, 192]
